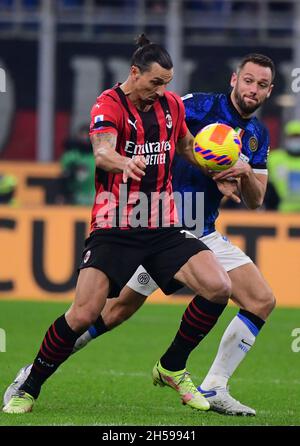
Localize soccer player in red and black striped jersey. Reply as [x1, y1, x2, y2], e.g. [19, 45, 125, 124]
[3, 34, 232, 414]
[88, 57, 184, 230]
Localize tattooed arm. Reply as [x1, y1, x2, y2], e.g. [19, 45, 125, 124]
[91, 132, 123, 172]
[91, 132, 146, 182]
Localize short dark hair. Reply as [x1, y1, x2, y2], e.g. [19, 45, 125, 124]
[131, 33, 173, 73]
[238, 53, 276, 81]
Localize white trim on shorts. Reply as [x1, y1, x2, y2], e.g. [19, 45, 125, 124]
[126, 231, 252, 297]
[126, 265, 159, 296]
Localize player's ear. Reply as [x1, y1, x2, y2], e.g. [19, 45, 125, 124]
[266, 84, 274, 98]
[131, 65, 140, 79]
[230, 72, 237, 88]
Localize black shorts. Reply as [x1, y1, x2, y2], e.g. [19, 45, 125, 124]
[78, 227, 210, 297]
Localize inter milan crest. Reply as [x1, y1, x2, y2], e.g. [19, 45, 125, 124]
[137, 272, 150, 285]
[249, 136, 258, 152]
[166, 113, 172, 129]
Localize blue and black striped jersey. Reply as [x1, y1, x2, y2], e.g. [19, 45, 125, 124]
[172, 92, 270, 236]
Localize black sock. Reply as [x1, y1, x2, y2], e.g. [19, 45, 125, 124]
[20, 314, 80, 399]
[160, 295, 227, 371]
[238, 309, 265, 332]
[88, 315, 109, 338]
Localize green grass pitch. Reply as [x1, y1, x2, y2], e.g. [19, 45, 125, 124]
[0, 300, 299, 426]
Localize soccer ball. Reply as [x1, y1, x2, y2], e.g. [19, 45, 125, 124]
[193, 123, 242, 171]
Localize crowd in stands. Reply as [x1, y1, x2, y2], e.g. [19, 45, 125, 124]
[0, 1, 294, 14]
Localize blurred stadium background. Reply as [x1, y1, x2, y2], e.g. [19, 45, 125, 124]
[0, 0, 300, 426]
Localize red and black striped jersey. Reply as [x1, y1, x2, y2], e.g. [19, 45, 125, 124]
[89, 84, 188, 230]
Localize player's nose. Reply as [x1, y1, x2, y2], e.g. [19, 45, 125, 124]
[249, 83, 258, 95]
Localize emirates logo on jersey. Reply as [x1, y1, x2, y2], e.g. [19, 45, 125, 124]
[124, 140, 171, 166]
[166, 113, 172, 129]
[124, 140, 171, 155]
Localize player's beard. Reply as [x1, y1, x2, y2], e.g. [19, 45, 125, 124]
[234, 89, 261, 115]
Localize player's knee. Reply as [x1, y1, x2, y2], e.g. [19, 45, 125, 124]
[69, 307, 100, 331]
[215, 278, 231, 302]
[261, 290, 276, 318]
[204, 275, 231, 304]
[248, 288, 276, 320]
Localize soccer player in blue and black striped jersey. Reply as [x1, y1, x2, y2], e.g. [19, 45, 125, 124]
[161, 55, 275, 414]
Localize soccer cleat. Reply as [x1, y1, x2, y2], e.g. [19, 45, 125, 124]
[198, 386, 256, 416]
[3, 364, 32, 407]
[2, 332, 89, 407]
[152, 361, 210, 411]
[2, 333, 90, 407]
[2, 390, 35, 414]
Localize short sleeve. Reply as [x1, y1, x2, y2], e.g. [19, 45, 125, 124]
[181, 92, 213, 123]
[250, 126, 270, 175]
[181, 93, 196, 122]
[177, 96, 188, 139]
[89, 93, 122, 136]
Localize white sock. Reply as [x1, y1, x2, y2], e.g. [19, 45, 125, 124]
[200, 314, 257, 390]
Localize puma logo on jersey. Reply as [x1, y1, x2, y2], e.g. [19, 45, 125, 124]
[128, 119, 138, 130]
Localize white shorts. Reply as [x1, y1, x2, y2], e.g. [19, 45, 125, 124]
[126, 231, 252, 297]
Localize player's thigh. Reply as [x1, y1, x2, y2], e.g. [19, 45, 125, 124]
[102, 285, 147, 327]
[101, 265, 157, 327]
[229, 263, 275, 319]
[174, 250, 231, 302]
